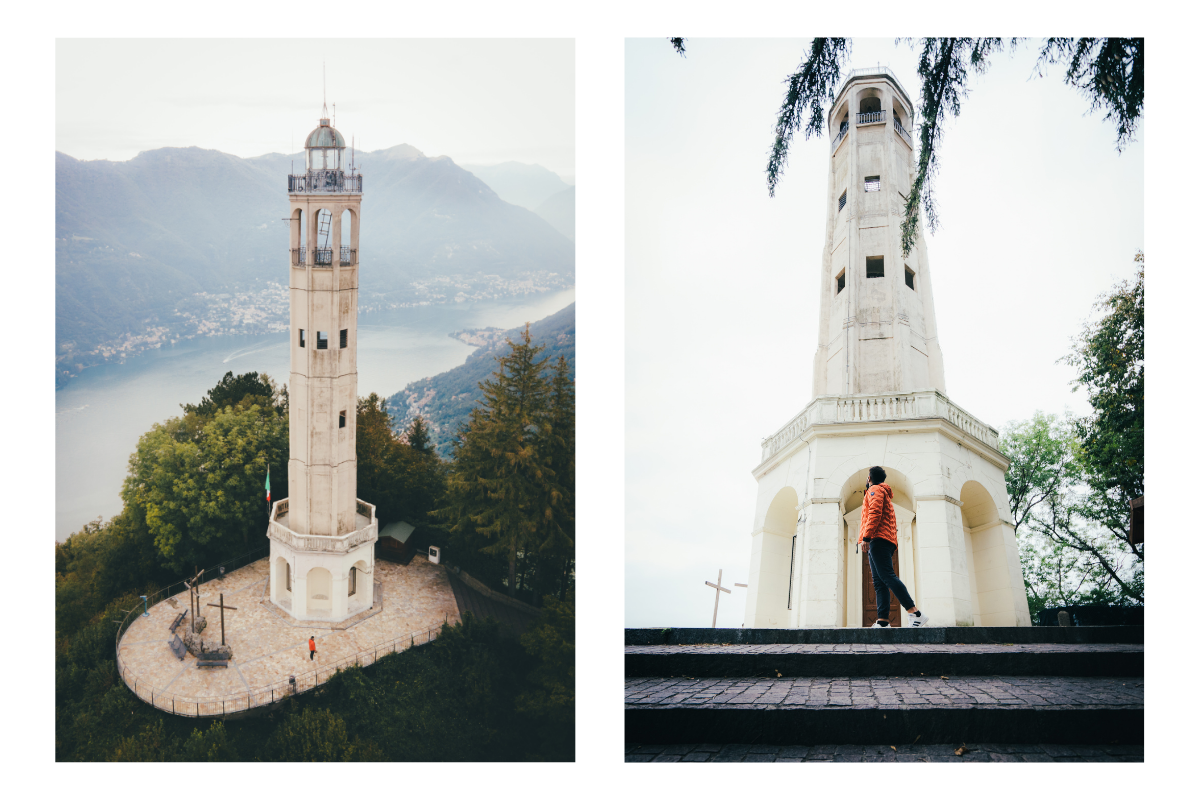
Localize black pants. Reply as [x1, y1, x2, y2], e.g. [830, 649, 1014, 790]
[867, 538, 915, 621]
[310, 650, 315, 660]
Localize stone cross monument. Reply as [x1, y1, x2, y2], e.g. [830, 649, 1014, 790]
[743, 67, 1031, 630]
[266, 106, 378, 622]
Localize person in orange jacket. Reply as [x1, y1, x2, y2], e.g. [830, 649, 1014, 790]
[858, 466, 925, 628]
[308, 635, 317, 660]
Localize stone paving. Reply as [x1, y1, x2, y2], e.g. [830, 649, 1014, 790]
[625, 676, 1144, 708]
[119, 555, 460, 715]
[624, 742, 1145, 762]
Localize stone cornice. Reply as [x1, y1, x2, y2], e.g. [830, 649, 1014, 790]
[915, 494, 964, 508]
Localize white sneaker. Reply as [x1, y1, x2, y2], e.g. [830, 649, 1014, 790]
[871, 619, 891, 628]
[908, 610, 925, 628]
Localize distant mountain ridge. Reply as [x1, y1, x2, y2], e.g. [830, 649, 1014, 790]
[56, 145, 574, 385]
[460, 162, 572, 211]
[387, 302, 575, 458]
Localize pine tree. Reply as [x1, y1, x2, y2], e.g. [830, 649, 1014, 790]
[440, 325, 554, 597]
[407, 416, 434, 455]
[541, 356, 575, 600]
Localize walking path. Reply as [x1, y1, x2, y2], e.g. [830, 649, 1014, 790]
[119, 556, 459, 716]
[446, 571, 539, 638]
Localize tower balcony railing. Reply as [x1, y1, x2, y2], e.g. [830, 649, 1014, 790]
[267, 497, 378, 554]
[758, 389, 1001, 464]
[291, 246, 357, 267]
[893, 117, 913, 146]
[831, 123, 849, 152]
[856, 111, 884, 125]
[288, 170, 363, 194]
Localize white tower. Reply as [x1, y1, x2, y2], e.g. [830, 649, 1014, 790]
[267, 110, 377, 622]
[743, 68, 1031, 629]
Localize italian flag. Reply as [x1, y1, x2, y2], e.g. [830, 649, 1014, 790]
[265, 465, 271, 505]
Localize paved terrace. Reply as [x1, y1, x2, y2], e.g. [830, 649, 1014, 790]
[118, 556, 460, 716]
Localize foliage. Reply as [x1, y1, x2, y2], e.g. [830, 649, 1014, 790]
[756, 37, 1143, 256]
[516, 591, 575, 760]
[182, 370, 286, 418]
[670, 37, 686, 57]
[356, 393, 446, 529]
[1063, 252, 1144, 549]
[437, 325, 575, 601]
[406, 416, 434, 455]
[1001, 411, 1142, 606]
[121, 401, 287, 570]
[389, 303, 575, 458]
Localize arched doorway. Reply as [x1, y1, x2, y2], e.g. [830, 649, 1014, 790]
[273, 557, 292, 608]
[960, 480, 1015, 626]
[839, 467, 917, 627]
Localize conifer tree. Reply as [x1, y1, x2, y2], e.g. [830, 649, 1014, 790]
[407, 416, 434, 456]
[440, 325, 555, 597]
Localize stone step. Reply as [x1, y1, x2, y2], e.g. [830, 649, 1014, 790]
[625, 742, 1145, 762]
[625, 643, 1143, 678]
[625, 626, 1143, 646]
[625, 675, 1143, 745]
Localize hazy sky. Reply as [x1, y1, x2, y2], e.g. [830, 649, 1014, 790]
[625, 38, 1144, 629]
[56, 39, 575, 181]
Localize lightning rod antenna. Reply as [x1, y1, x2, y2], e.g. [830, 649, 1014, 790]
[322, 62, 328, 118]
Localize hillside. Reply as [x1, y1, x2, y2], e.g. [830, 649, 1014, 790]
[56, 145, 574, 386]
[460, 162, 571, 210]
[388, 302, 575, 458]
[534, 186, 575, 240]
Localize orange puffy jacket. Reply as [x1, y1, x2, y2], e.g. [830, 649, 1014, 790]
[858, 482, 898, 547]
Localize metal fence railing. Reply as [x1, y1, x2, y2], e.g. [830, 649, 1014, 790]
[114, 546, 448, 718]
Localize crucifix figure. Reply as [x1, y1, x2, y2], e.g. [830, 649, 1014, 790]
[705, 570, 749, 628]
[205, 593, 238, 647]
[184, 567, 205, 634]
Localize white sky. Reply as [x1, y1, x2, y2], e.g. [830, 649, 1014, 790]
[625, 38, 1144, 629]
[56, 39, 575, 181]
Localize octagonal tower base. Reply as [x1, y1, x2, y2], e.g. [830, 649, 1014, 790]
[267, 497, 378, 622]
[744, 391, 1032, 630]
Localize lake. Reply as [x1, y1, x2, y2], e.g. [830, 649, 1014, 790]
[55, 288, 575, 542]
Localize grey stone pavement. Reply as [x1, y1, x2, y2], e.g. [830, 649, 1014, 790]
[624, 742, 1144, 762]
[626, 643, 1143, 655]
[625, 675, 1144, 708]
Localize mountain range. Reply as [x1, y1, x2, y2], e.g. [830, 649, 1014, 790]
[387, 302, 575, 458]
[56, 145, 575, 385]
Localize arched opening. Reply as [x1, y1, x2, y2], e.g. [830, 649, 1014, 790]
[747, 486, 799, 628]
[273, 557, 292, 607]
[340, 209, 355, 265]
[307, 567, 332, 613]
[960, 480, 1012, 625]
[832, 101, 850, 139]
[291, 209, 305, 266]
[349, 559, 370, 609]
[313, 208, 335, 265]
[891, 97, 909, 129]
[858, 91, 882, 118]
[839, 466, 917, 627]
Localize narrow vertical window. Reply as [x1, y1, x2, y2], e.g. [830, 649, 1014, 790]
[339, 410, 347, 429]
[340, 328, 348, 348]
[866, 256, 885, 278]
[864, 175, 881, 192]
[905, 266, 916, 290]
[836, 269, 846, 294]
[285, 562, 291, 592]
[317, 331, 328, 349]
[838, 190, 847, 211]
[349, 566, 357, 596]
[299, 329, 306, 348]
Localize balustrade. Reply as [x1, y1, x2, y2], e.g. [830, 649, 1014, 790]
[759, 390, 999, 463]
[893, 116, 913, 146]
[856, 111, 884, 125]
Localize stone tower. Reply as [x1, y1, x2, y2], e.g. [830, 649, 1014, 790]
[743, 68, 1031, 630]
[267, 109, 378, 622]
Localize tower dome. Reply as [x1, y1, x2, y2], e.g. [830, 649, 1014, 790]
[304, 116, 346, 172]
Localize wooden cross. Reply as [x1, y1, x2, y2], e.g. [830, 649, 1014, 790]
[184, 567, 205, 634]
[205, 592, 238, 647]
[705, 570, 748, 628]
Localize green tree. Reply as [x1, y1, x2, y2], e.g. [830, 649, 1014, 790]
[122, 400, 287, 571]
[182, 370, 286, 418]
[263, 707, 355, 761]
[356, 393, 446, 527]
[1063, 252, 1144, 553]
[439, 326, 556, 597]
[406, 416, 434, 455]
[719, 37, 1143, 255]
[516, 591, 575, 760]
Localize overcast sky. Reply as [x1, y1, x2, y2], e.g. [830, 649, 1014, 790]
[625, 38, 1144, 629]
[56, 39, 575, 181]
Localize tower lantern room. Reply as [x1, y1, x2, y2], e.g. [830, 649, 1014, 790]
[305, 116, 345, 171]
